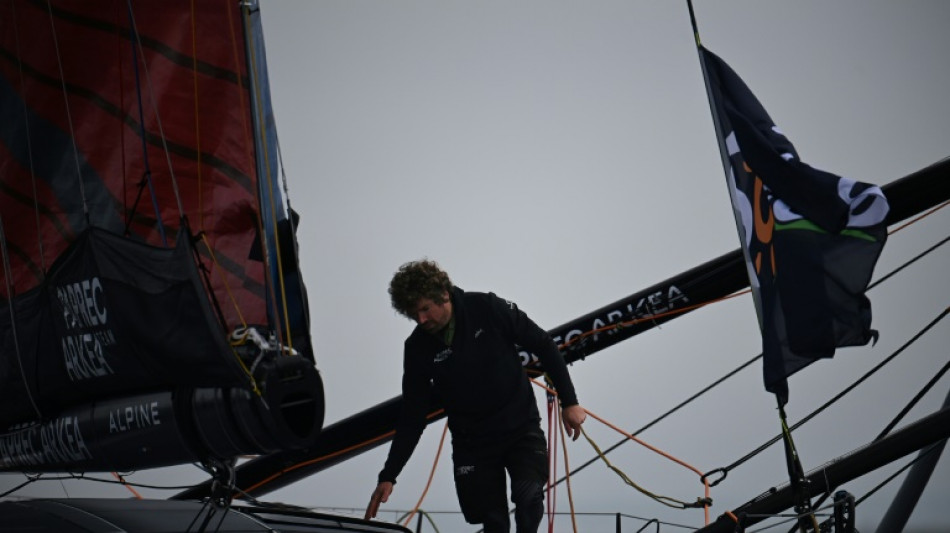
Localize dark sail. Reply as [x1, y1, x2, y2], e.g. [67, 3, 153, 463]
[0, 0, 322, 472]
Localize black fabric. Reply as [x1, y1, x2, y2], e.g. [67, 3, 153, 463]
[379, 287, 576, 483]
[452, 424, 548, 533]
[0, 228, 242, 428]
[700, 47, 889, 405]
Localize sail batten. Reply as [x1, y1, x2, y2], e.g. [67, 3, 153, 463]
[0, 0, 323, 473]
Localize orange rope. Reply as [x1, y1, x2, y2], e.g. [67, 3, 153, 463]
[531, 379, 711, 523]
[888, 199, 949, 235]
[585, 408, 711, 524]
[111, 472, 143, 499]
[559, 289, 750, 350]
[239, 409, 445, 495]
[556, 405, 579, 533]
[401, 421, 449, 527]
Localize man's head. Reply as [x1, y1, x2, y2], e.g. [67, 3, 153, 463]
[389, 260, 453, 331]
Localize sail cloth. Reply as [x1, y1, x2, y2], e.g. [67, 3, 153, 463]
[698, 47, 889, 405]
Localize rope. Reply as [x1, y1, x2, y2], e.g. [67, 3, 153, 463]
[556, 403, 580, 533]
[237, 408, 446, 496]
[111, 471, 143, 499]
[887, 199, 949, 236]
[560, 290, 750, 351]
[545, 390, 559, 532]
[10, 0, 48, 273]
[531, 380, 711, 523]
[708, 304, 949, 484]
[400, 421, 449, 527]
[125, 0, 167, 246]
[43, 0, 88, 221]
[125, 3, 185, 216]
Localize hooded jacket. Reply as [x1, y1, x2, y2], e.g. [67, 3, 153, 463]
[378, 286, 578, 483]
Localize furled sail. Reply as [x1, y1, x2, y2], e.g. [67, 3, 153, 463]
[0, 0, 323, 472]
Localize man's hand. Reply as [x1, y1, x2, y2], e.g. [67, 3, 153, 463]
[562, 404, 587, 441]
[364, 481, 394, 520]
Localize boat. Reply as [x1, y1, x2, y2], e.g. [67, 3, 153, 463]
[3, 2, 948, 532]
[0, 0, 408, 530]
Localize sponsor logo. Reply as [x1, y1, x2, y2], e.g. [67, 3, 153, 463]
[108, 401, 162, 434]
[455, 465, 475, 476]
[434, 347, 452, 363]
[474, 328, 484, 339]
[0, 416, 93, 469]
[55, 277, 117, 381]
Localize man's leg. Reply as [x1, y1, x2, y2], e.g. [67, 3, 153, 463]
[506, 426, 548, 533]
[454, 444, 511, 532]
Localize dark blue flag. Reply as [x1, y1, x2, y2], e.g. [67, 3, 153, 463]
[699, 47, 890, 405]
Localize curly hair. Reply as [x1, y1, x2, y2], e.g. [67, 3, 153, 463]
[389, 259, 453, 319]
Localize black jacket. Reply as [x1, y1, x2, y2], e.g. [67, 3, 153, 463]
[378, 287, 578, 483]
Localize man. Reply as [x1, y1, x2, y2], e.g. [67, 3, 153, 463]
[365, 259, 586, 533]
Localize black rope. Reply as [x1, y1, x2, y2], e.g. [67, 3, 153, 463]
[875, 357, 950, 442]
[868, 233, 950, 291]
[547, 353, 761, 488]
[713, 305, 949, 480]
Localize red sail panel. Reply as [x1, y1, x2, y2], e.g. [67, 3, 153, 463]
[0, 0, 268, 329]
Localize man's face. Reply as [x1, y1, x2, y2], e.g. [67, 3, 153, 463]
[412, 293, 453, 333]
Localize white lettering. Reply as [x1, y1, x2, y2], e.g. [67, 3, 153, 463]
[107, 401, 162, 434]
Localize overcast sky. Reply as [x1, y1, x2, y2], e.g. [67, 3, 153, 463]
[4, 1, 948, 531]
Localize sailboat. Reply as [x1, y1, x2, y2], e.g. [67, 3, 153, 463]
[0, 0, 409, 531]
[3, 1, 948, 532]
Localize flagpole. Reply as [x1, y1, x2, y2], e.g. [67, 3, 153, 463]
[684, 0, 765, 331]
[686, 2, 817, 530]
[777, 398, 820, 533]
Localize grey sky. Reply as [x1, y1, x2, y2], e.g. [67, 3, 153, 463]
[3, 1, 947, 531]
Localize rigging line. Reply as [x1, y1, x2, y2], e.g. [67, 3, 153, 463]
[869, 232, 950, 291]
[888, 198, 949, 236]
[851, 442, 943, 509]
[10, 0, 47, 273]
[401, 421, 448, 528]
[584, 408, 712, 522]
[557, 403, 580, 533]
[579, 425, 693, 510]
[875, 358, 950, 442]
[531, 381, 711, 519]
[43, 0, 88, 221]
[124, 0, 167, 246]
[715, 305, 950, 478]
[566, 232, 948, 488]
[550, 353, 761, 489]
[186, 0, 206, 232]
[110, 471, 143, 499]
[125, 4, 184, 217]
[560, 290, 750, 350]
[242, 4, 294, 353]
[778, 444, 947, 533]
[0, 216, 43, 421]
[236, 408, 446, 496]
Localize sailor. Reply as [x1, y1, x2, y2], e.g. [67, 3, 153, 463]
[365, 259, 586, 533]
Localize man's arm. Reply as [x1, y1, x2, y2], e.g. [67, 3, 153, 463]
[366, 344, 431, 520]
[489, 292, 586, 439]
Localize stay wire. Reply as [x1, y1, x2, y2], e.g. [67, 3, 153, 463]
[711, 304, 949, 481]
[124, 0, 167, 245]
[10, 0, 47, 273]
[561, 230, 949, 488]
[44, 0, 88, 221]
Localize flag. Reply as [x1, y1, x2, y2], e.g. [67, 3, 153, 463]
[699, 47, 890, 405]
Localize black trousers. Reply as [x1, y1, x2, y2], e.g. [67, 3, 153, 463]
[452, 424, 548, 533]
